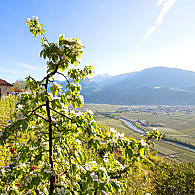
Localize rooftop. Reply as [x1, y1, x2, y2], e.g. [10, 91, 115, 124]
[0, 79, 13, 86]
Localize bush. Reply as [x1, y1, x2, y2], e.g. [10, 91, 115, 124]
[151, 159, 195, 194]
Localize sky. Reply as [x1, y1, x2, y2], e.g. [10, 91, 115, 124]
[0, 0, 195, 82]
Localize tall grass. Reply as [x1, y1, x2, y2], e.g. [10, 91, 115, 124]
[0, 95, 17, 130]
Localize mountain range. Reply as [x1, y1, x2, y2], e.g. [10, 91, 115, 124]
[57, 67, 195, 105]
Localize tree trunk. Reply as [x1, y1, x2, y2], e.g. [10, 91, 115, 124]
[45, 78, 55, 194]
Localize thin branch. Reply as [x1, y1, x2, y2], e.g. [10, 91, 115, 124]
[49, 107, 72, 120]
[38, 64, 60, 83]
[56, 71, 70, 84]
[33, 113, 49, 122]
[29, 104, 46, 117]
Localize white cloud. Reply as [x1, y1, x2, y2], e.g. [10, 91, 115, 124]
[15, 62, 41, 70]
[0, 70, 22, 75]
[157, 0, 167, 6]
[142, 0, 177, 40]
[142, 26, 157, 40]
[156, 0, 177, 25]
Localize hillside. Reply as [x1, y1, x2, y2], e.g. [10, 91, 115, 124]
[81, 67, 195, 105]
[54, 67, 195, 105]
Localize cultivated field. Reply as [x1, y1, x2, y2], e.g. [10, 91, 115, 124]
[83, 104, 195, 162]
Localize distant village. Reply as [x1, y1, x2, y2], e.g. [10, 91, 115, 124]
[131, 118, 163, 127]
[116, 105, 195, 114]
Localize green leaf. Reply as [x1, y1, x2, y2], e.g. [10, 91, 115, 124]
[139, 147, 145, 158]
[88, 139, 94, 149]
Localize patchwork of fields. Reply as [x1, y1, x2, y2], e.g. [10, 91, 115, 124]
[82, 104, 195, 162]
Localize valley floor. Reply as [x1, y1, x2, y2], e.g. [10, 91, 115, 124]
[82, 104, 195, 162]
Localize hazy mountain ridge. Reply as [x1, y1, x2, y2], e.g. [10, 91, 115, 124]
[83, 67, 195, 105]
[55, 67, 195, 105]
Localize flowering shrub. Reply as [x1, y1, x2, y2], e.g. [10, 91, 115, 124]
[0, 17, 161, 194]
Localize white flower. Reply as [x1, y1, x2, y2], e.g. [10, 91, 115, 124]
[17, 104, 23, 109]
[120, 133, 124, 138]
[65, 38, 74, 42]
[24, 91, 30, 95]
[1, 168, 5, 174]
[77, 40, 82, 45]
[110, 128, 117, 134]
[72, 48, 78, 55]
[27, 176, 33, 183]
[99, 166, 107, 174]
[59, 45, 64, 51]
[86, 109, 93, 115]
[52, 96, 60, 100]
[43, 187, 48, 193]
[12, 185, 18, 190]
[20, 163, 26, 168]
[146, 193, 151, 195]
[76, 139, 82, 145]
[42, 143, 47, 148]
[101, 190, 107, 195]
[103, 158, 109, 163]
[72, 124, 77, 128]
[140, 139, 146, 147]
[33, 16, 38, 20]
[58, 84, 63, 89]
[85, 161, 97, 171]
[44, 169, 52, 173]
[108, 176, 112, 183]
[64, 44, 72, 49]
[90, 172, 98, 181]
[59, 33, 65, 39]
[76, 112, 82, 117]
[26, 18, 30, 24]
[70, 110, 75, 114]
[85, 163, 91, 171]
[110, 138, 115, 146]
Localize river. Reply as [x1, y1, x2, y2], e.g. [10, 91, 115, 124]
[120, 118, 146, 134]
[120, 118, 195, 153]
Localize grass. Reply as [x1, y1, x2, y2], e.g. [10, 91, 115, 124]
[0, 95, 17, 130]
[120, 112, 195, 146]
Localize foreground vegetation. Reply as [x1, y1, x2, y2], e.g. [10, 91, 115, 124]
[0, 95, 17, 129]
[0, 96, 194, 194]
